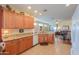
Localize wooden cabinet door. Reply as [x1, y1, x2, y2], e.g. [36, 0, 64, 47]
[18, 38, 25, 53]
[23, 16, 34, 29]
[23, 16, 29, 28]
[0, 6, 3, 28]
[23, 37, 28, 50]
[27, 36, 33, 48]
[5, 40, 18, 55]
[18, 36, 33, 53]
[27, 16, 34, 29]
[4, 36, 33, 55]
[47, 34, 54, 43]
[3, 9, 15, 29]
[44, 34, 48, 42]
[0, 29, 2, 40]
[38, 34, 43, 43]
[14, 13, 23, 29]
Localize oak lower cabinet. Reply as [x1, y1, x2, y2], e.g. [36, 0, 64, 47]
[0, 29, 2, 40]
[18, 36, 33, 54]
[47, 34, 54, 43]
[38, 34, 48, 43]
[38, 34, 43, 43]
[5, 39, 19, 55]
[26, 36, 33, 48]
[18, 38, 25, 54]
[38, 34, 54, 44]
[5, 36, 33, 55]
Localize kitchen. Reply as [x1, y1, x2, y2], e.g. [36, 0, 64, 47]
[0, 4, 75, 55]
[0, 5, 54, 55]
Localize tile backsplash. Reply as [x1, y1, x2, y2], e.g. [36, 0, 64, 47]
[2, 29, 33, 41]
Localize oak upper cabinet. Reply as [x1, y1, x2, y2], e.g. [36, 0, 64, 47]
[23, 15, 29, 28]
[23, 16, 34, 29]
[3, 9, 15, 29]
[0, 6, 3, 28]
[1, 8, 34, 29]
[14, 13, 24, 29]
[28, 16, 34, 29]
[3, 8, 24, 29]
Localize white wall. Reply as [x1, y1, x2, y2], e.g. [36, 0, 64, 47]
[58, 19, 72, 30]
[71, 5, 79, 55]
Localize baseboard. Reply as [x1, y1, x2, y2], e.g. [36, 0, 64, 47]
[32, 43, 39, 47]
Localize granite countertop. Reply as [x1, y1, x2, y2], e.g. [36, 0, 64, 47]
[2, 33, 33, 41]
[2, 31, 54, 41]
[38, 32, 54, 34]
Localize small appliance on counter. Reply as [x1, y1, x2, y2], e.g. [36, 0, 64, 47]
[19, 29, 24, 33]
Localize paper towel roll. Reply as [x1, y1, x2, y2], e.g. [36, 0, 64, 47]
[0, 42, 5, 51]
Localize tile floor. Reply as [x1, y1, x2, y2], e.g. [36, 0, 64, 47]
[21, 44, 71, 55]
[21, 37, 71, 55]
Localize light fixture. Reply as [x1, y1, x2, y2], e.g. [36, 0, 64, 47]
[4, 30, 8, 34]
[66, 4, 70, 7]
[44, 24, 47, 27]
[34, 10, 38, 13]
[39, 23, 43, 26]
[58, 27, 61, 29]
[53, 27, 57, 30]
[34, 23, 37, 26]
[39, 13, 42, 15]
[27, 6, 32, 10]
[56, 21, 59, 24]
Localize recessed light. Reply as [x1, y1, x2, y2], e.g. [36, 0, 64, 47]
[34, 23, 37, 26]
[34, 10, 38, 13]
[44, 24, 47, 27]
[39, 23, 43, 26]
[27, 6, 32, 10]
[4, 30, 8, 34]
[56, 21, 59, 24]
[53, 27, 57, 30]
[39, 13, 42, 15]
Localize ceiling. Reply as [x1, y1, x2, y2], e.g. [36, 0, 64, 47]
[2, 4, 77, 25]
